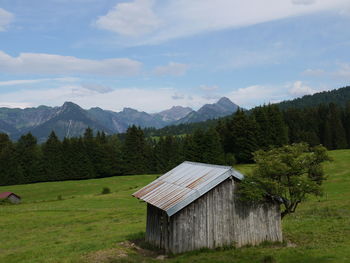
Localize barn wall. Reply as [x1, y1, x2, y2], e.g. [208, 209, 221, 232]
[8, 195, 20, 204]
[145, 177, 283, 254]
[168, 178, 236, 254]
[145, 204, 169, 250]
[233, 201, 282, 247]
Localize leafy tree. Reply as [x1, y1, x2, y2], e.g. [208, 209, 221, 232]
[237, 143, 331, 219]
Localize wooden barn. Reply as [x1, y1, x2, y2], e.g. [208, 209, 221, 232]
[133, 161, 282, 254]
[0, 192, 21, 204]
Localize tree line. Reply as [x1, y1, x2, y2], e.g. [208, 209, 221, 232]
[1, 102, 350, 186]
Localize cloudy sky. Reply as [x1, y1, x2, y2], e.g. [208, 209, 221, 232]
[1, 0, 350, 112]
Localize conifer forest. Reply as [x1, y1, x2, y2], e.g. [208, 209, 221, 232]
[1, 101, 350, 186]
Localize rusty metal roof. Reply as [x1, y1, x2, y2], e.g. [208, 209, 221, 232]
[0, 192, 20, 199]
[132, 161, 244, 216]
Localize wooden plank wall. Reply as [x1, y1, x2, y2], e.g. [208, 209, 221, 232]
[232, 199, 283, 247]
[145, 177, 283, 254]
[168, 178, 236, 253]
[145, 204, 170, 250]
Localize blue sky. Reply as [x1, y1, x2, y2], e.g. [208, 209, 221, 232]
[0, 0, 350, 112]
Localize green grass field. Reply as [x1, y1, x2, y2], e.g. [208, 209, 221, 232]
[1, 150, 349, 263]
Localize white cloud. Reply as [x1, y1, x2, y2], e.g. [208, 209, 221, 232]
[227, 81, 324, 108]
[0, 8, 13, 32]
[80, 83, 113, 94]
[333, 63, 350, 79]
[0, 85, 214, 112]
[0, 51, 142, 76]
[227, 85, 287, 109]
[94, 0, 161, 37]
[292, 0, 316, 5]
[171, 93, 185, 100]
[154, 62, 189, 76]
[302, 68, 327, 76]
[202, 94, 221, 100]
[288, 81, 316, 96]
[199, 85, 219, 91]
[95, 0, 350, 44]
[302, 63, 350, 79]
[0, 102, 33, 108]
[0, 77, 79, 86]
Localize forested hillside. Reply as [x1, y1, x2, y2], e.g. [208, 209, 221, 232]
[2, 85, 350, 186]
[3, 100, 350, 186]
[147, 86, 350, 137]
[278, 86, 350, 110]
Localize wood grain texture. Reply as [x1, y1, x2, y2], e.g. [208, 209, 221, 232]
[145, 177, 282, 254]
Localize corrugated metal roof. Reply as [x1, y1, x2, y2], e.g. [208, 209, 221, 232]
[132, 161, 244, 216]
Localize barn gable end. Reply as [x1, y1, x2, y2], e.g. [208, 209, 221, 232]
[133, 162, 282, 254]
[0, 192, 21, 204]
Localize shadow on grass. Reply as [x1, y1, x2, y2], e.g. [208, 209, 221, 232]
[123, 232, 287, 262]
[124, 231, 166, 256]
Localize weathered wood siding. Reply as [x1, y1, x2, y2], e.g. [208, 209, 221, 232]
[233, 201, 282, 247]
[7, 194, 21, 204]
[145, 177, 282, 254]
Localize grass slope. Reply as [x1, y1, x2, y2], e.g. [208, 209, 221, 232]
[1, 150, 349, 263]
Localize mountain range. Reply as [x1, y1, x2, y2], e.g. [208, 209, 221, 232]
[0, 97, 239, 141]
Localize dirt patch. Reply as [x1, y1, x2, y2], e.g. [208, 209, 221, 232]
[84, 247, 128, 263]
[84, 241, 168, 263]
[119, 240, 167, 259]
[286, 241, 297, 248]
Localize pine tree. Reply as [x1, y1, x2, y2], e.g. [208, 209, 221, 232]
[254, 105, 288, 149]
[216, 119, 232, 153]
[266, 105, 288, 146]
[122, 125, 148, 174]
[72, 137, 95, 179]
[253, 105, 272, 148]
[16, 133, 42, 183]
[344, 101, 350, 147]
[201, 128, 225, 165]
[154, 135, 183, 173]
[229, 110, 258, 163]
[42, 131, 64, 181]
[318, 104, 332, 149]
[182, 134, 198, 162]
[105, 134, 123, 176]
[191, 129, 207, 162]
[0, 134, 23, 186]
[328, 103, 348, 149]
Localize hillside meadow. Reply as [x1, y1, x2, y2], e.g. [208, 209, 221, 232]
[0, 150, 349, 263]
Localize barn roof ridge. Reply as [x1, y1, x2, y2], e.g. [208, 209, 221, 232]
[133, 161, 245, 216]
[0, 192, 21, 199]
[182, 161, 233, 170]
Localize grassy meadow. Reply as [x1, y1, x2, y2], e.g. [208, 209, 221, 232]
[0, 150, 349, 263]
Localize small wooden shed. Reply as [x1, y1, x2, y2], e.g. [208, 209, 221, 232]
[0, 192, 21, 204]
[133, 161, 282, 254]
